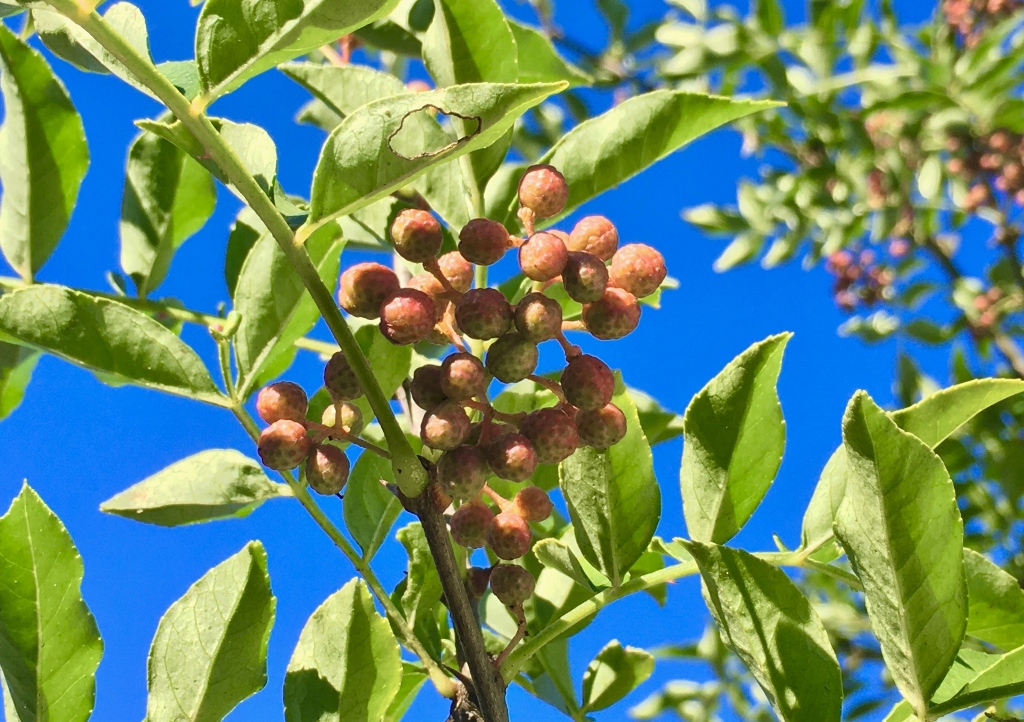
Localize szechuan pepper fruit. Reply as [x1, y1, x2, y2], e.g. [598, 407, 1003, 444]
[437, 444, 491, 500]
[485, 333, 539, 383]
[486, 432, 538, 482]
[459, 218, 510, 266]
[519, 407, 578, 463]
[379, 288, 436, 345]
[258, 420, 312, 471]
[490, 564, 536, 605]
[420, 400, 471, 450]
[561, 354, 614, 411]
[562, 251, 609, 304]
[390, 208, 443, 262]
[486, 511, 533, 560]
[438, 250, 474, 293]
[305, 444, 350, 495]
[256, 381, 307, 424]
[321, 400, 364, 437]
[513, 486, 553, 522]
[514, 292, 563, 342]
[576, 403, 628, 450]
[568, 215, 619, 261]
[583, 287, 641, 340]
[519, 231, 568, 281]
[338, 262, 401, 319]
[324, 352, 363, 401]
[609, 243, 667, 298]
[518, 164, 568, 219]
[440, 352, 489, 401]
[449, 501, 494, 548]
[455, 288, 514, 340]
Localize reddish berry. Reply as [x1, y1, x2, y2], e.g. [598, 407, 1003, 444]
[305, 444, 350, 495]
[379, 288, 436, 345]
[437, 444, 490, 500]
[514, 486, 553, 522]
[420, 400, 471, 450]
[405, 273, 448, 320]
[518, 164, 568, 219]
[256, 382, 308, 424]
[487, 433, 538, 482]
[519, 407, 578, 464]
[577, 403, 627, 450]
[338, 263, 401, 319]
[515, 292, 563, 342]
[449, 501, 494, 548]
[258, 420, 312, 471]
[486, 512, 533, 560]
[489, 564, 536, 605]
[568, 216, 619, 261]
[438, 251, 474, 293]
[466, 420, 512, 446]
[467, 566, 492, 598]
[410, 364, 448, 410]
[609, 244, 666, 298]
[519, 232, 568, 281]
[324, 352, 363, 401]
[485, 333, 539, 383]
[562, 251, 609, 304]
[321, 400, 364, 436]
[561, 354, 614, 411]
[455, 288, 513, 340]
[440, 352, 489, 401]
[459, 218, 510, 265]
[583, 287, 641, 340]
[390, 209, 443, 262]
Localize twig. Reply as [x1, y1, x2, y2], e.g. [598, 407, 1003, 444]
[493, 603, 528, 668]
[307, 421, 392, 459]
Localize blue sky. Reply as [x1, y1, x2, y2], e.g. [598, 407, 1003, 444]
[0, 0, 944, 720]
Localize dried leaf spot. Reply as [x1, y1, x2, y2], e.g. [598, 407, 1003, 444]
[387, 105, 482, 161]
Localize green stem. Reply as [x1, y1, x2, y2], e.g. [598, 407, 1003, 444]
[293, 336, 340, 357]
[927, 681, 1024, 718]
[41, 0, 428, 498]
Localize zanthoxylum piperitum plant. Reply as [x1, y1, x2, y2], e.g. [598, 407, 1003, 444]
[0, 1, 1023, 721]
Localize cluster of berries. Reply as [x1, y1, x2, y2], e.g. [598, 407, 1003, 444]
[826, 248, 897, 313]
[256, 164, 666, 608]
[943, 0, 1023, 46]
[946, 129, 1024, 210]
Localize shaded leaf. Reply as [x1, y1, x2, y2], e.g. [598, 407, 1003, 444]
[100, 449, 287, 527]
[147, 542, 275, 722]
[396, 523, 442, 632]
[629, 387, 684, 445]
[343, 451, 402, 561]
[281, 62, 406, 117]
[0, 285, 225, 406]
[0, 24, 88, 281]
[581, 640, 654, 713]
[834, 392, 967, 719]
[680, 333, 790, 544]
[382, 663, 427, 722]
[0, 484, 103, 722]
[284, 579, 402, 722]
[964, 548, 1024, 651]
[509, 20, 590, 86]
[533, 537, 609, 591]
[0, 341, 39, 421]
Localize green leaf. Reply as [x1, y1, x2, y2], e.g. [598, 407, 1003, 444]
[195, 0, 400, 101]
[629, 388, 685, 445]
[0, 24, 88, 282]
[120, 130, 217, 297]
[754, 0, 784, 34]
[0, 285, 225, 406]
[306, 81, 565, 230]
[559, 374, 660, 586]
[680, 333, 790, 544]
[284, 579, 403, 722]
[147, 542, 275, 722]
[491, 92, 780, 226]
[931, 644, 1024, 715]
[383, 663, 427, 722]
[683, 540, 843, 722]
[233, 223, 344, 396]
[343, 451, 402, 561]
[581, 641, 654, 713]
[533, 537, 609, 591]
[834, 392, 967, 719]
[0, 484, 103, 722]
[509, 20, 590, 86]
[801, 379, 1024, 558]
[395, 523, 443, 640]
[100, 449, 287, 527]
[0, 341, 39, 421]
[964, 548, 1024, 651]
[225, 207, 263, 298]
[281, 62, 407, 117]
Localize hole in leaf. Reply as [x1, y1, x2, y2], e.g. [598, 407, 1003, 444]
[387, 105, 482, 161]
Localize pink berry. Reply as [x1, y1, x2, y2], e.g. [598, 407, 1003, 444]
[487, 433, 538, 482]
[440, 352, 489, 401]
[321, 401, 364, 436]
[410, 365, 448, 410]
[459, 218, 510, 266]
[390, 209, 442, 262]
[609, 243, 667, 298]
[420, 400, 471, 450]
[324, 352, 363, 401]
[485, 333, 538, 383]
[455, 288, 513, 340]
[258, 420, 311, 471]
[518, 164, 568, 219]
[562, 251, 609, 304]
[568, 216, 619, 261]
[486, 512, 533, 560]
[489, 564, 536, 605]
[305, 444, 350, 495]
[405, 273, 448, 320]
[561, 354, 614, 411]
[379, 288, 436, 345]
[437, 444, 491, 500]
[583, 287, 641, 340]
[450, 501, 494, 548]
[438, 251, 474, 293]
[338, 263, 401, 319]
[514, 292, 563, 342]
[513, 486, 553, 522]
[519, 232, 568, 281]
[519, 407, 578, 463]
[576, 403, 627, 450]
[256, 381, 308, 424]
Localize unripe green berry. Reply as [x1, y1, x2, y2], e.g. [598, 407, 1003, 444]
[338, 262, 401, 319]
[449, 501, 494, 548]
[455, 288, 513, 340]
[321, 401, 364, 437]
[379, 289, 436, 345]
[406, 273, 448, 320]
[256, 381, 308, 424]
[486, 511, 533, 560]
[440, 352, 489, 401]
[324, 352, 363, 401]
[438, 251, 474, 293]
[437, 444, 491, 500]
[514, 292, 563, 342]
[487, 432, 538, 482]
[576, 403, 627, 449]
[305, 444, 350, 495]
[390, 209, 443, 262]
[562, 251, 609, 304]
[568, 215, 619, 261]
[513, 486, 553, 522]
[258, 420, 312, 470]
[489, 564, 536, 605]
[583, 287, 641, 340]
[410, 364, 448, 410]
[459, 218, 510, 266]
[519, 407, 578, 464]
[485, 333, 539, 383]
[561, 354, 614, 411]
[420, 400, 471, 450]
[519, 232, 568, 282]
[518, 164, 568, 220]
[609, 243, 667, 298]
